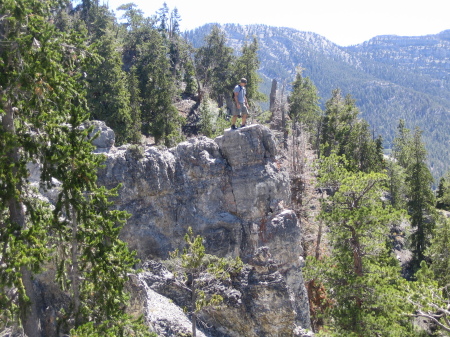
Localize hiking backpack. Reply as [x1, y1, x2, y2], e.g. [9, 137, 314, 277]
[231, 85, 243, 101]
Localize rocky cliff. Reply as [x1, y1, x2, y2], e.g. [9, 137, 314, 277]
[95, 123, 311, 336]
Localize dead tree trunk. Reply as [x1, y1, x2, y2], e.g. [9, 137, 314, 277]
[281, 83, 288, 150]
[269, 79, 277, 113]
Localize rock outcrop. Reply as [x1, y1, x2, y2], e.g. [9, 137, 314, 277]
[20, 122, 311, 336]
[96, 123, 311, 335]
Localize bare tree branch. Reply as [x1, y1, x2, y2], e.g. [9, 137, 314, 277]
[411, 311, 450, 333]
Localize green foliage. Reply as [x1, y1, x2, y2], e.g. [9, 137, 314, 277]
[427, 216, 450, 288]
[1, 0, 88, 330]
[183, 55, 198, 96]
[385, 159, 408, 210]
[0, 194, 53, 326]
[406, 261, 450, 335]
[0, 0, 147, 334]
[169, 227, 243, 296]
[85, 16, 137, 145]
[320, 89, 384, 173]
[306, 153, 416, 336]
[288, 68, 321, 145]
[407, 129, 436, 265]
[436, 173, 450, 210]
[70, 316, 155, 336]
[168, 227, 242, 336]
[255, 110, 272, 126]
[127, 144, 145, 160]
[119, 6, 185, 146]
[198, 99, 228, 138]
[316, 150, 351, 193]
[49, 121, 139, 328]
[194, 25, 236, 105]
[198, 99, 217, 138]
[234, 37, 266, 103]
[156, 2, 169, 33]
[126, 66, 144, 144]
[392, 122, 435, 267]
[392, 120, 411, 169]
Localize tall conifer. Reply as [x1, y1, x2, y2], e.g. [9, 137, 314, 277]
[392, 122, 435, 267]
[195, 25, 235, 104]
[87, 29, 136, 145]
[288, 69, 321, 147]
[406, 128, 435, 266]
[0, 0, 148, 334]
[234, 37, 266, 103]
[305, 153, 415, 335]
[320, 89, 383, 172]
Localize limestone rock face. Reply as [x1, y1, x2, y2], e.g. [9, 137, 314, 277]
[97, 125, 290, 262]
[95, 124, 311, 335]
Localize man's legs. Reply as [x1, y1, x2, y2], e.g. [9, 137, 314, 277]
[230, 105, 248, 128]
[231, 114, 238, 127]
[230, 103, 239, 129]
[241, 114, 247, 126]
[240, 105, 249, 126]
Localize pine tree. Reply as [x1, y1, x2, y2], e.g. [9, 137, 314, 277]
[51, 118, 150, 334]
[194, 25, 235, 104]
[436, 176, 447, 209]
[118, 4, 184, 146]
[392, 119, 411, 169]
[320, 89, 351, 156]
[427, 216, 450, 288]
[138, 32, 184, 145]
[407, 261, 450, 334]
[198, 98, 216, 138]
[86, 28, 136, 145]
[320, 89, 383, 172]
[435, 172, 450, 210]
[117, 2, 145, 33]
[77, 0, 98, 35]
[305, 152, 416, 336]
[65, 2, 140, 145]
[156, 2, 169, 33]
[386, 159, 408, 210]
[352, 122, 385, 172]
[393, 123, 435, 268]
[0, 0, 76, 332]
[234, 37, 266, 103]
[126, 66, 143, 144]
[169, 7, 181, 38]
[407, 128, 435, 267]
[288, 68, 321, 147]
[0, 0, 149, 334]
[183, 55, 198, 96]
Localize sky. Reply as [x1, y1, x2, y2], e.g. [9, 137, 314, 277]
[103, 0, 450, 46]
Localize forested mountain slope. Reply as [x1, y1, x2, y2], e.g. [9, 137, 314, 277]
[185, 24, 450, 181]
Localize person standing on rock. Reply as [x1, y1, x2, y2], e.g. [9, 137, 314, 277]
[231, 78, 250, 129]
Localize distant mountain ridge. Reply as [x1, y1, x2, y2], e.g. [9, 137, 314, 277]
[185, 24, 450, 181]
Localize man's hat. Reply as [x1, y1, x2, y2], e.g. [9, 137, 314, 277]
[240, 78, 247, 83]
